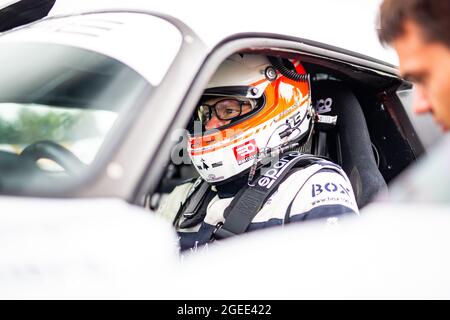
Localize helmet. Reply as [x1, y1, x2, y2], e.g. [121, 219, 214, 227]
[187, 53, 312, 184]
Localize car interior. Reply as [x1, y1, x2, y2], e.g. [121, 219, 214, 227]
[149, 50, 420, 212]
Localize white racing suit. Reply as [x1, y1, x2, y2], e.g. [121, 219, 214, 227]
[158, 156, 359, 251]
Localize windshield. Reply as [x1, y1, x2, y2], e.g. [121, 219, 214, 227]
[0, 42, 151, 195]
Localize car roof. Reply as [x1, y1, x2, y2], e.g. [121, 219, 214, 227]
[48, 0, 399, 66]
[0, 11, 182, 85]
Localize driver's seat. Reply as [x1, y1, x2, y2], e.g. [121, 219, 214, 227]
[312, 80, 387, 208]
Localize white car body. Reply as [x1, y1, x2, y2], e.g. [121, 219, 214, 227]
[48, 0, 398, 65]
[0, 12, 182, 85]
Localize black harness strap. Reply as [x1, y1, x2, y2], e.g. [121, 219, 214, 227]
[214, 151, 327, 240]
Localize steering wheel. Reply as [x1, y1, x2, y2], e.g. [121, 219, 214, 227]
[20, 140, 86, 175]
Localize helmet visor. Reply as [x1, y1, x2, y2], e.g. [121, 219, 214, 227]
[196, 97, 256, 124]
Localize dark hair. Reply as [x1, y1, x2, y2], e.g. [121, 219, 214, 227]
[378, 0, 450, 48]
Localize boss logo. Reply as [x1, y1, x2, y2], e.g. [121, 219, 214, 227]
[233, 139, 258, 165]
[311, 183, 350, 197]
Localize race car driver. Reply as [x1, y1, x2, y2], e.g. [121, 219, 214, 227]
[158, 53, 359, 251]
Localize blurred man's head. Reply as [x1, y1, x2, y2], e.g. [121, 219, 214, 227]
[378, 0, 450, 132]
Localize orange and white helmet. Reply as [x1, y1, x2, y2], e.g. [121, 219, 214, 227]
[188, 53, 313, 184]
